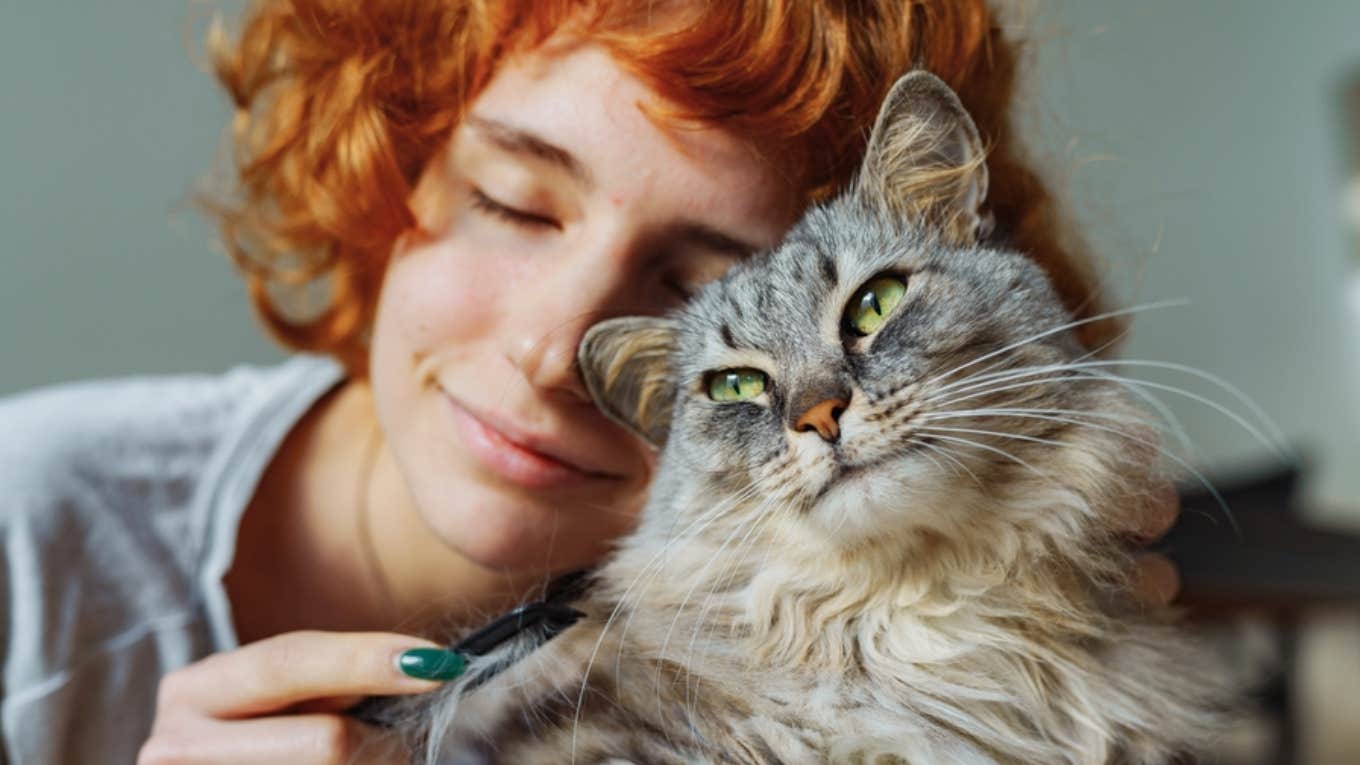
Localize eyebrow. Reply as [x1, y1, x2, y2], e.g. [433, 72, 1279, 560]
[466, 115, 594, 189]
[466, 115, 761, 258]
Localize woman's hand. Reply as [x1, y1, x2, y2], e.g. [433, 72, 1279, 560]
[1130, 483, 1182, 606]
[137, 631, 458, 765]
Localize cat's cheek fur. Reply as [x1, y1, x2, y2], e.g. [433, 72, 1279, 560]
[671, 401, 788, 481]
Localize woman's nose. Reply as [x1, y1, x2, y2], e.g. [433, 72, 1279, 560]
[503, 238, 639, 404]
[506, 316, 594, 403]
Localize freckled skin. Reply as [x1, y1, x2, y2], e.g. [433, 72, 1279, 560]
[365, 43, 795, 576]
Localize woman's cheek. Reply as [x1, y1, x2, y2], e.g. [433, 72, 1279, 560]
[382, 235, 509, 352]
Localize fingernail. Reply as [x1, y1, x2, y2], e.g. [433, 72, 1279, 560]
[397, 648, 466, 681]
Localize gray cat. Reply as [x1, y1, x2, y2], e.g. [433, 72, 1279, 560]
[408, 71, 1231, 765]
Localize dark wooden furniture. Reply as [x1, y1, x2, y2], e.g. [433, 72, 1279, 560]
[1166, 465, 1360, 765]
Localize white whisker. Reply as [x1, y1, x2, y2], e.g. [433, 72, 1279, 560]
[612, 482, 766, 671]
[918, 419, 1239, 535]
[1080, 371, 1288, 462]
[651, 495, 773, 730]
[917, 432, 1051, 480]
[919, 440, 986, 488]
[922, 406, 1152, 428]
[924, 370, 1283, 462]
[570, 479, 763, 760]
[682, 500, 785, 718]
[931, 358, 1287, 456]
[1057, 359, 1288, 455]
[927, 363, 1071, 400]
[919, 299, 1188, 391]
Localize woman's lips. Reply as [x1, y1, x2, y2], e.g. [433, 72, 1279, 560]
[442, 392, 615, 490]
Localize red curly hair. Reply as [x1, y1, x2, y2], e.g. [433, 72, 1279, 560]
[208, 0, 1114, 378]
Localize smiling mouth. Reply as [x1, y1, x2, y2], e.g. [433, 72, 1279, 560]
[441, 392, 624, 490]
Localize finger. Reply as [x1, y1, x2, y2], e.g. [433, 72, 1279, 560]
[162, 631, 452, 719]
[138, 714, 405, 765]
[1130, 482, 1180, 542]
[293, 694, 367, 715]
[1131, 553, 1181, 606]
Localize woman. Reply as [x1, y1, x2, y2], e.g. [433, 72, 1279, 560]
[0, 1, 1179, 763]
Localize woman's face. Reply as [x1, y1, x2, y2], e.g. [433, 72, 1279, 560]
[369, 43, 797, 573]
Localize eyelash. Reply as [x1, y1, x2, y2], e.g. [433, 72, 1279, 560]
[469, 188, 699, 302]
[661, 278, 694, 301]
[469, 188, 560, 230]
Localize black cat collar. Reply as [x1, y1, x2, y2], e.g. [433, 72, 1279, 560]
[349, 569, 590, 727]
[453, 569, 588, 659]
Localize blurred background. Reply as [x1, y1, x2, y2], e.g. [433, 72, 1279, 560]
[1023, 6, 1360, 760]
[2, 1, 1358, 762]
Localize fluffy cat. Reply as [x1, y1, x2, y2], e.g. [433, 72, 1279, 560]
[403, 71, 1232, 764]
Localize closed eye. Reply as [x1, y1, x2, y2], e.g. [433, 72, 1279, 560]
[469, 188, 561, 230]
[661, 277, 694, 302]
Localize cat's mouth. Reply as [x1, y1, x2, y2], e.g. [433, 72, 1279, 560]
[833, 435, 935, 476]
[809, 437, 936, 504]
[833, 457, 886, 482]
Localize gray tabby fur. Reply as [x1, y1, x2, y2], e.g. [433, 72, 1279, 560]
[408, 71, 1232, 764]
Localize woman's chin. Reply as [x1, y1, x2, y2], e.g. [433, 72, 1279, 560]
[422, 487, 616, 573]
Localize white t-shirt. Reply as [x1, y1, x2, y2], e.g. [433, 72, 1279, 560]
[0, 355, 345, 763]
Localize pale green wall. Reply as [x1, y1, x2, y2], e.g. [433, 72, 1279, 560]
[0, 1, 280, 396]
[1030, 1, 1360, 516]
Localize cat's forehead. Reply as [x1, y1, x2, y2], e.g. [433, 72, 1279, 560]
[680, 203, 933, 353]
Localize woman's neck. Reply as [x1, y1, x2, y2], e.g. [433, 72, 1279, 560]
[226, 379, 541, 645]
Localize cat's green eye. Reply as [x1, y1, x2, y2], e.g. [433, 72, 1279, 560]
[707, 368, 768, 402]
[845, 275, 908, 336]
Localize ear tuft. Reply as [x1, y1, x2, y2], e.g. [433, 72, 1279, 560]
[577, 316, 678, 449]
[855, 71, 991, 245]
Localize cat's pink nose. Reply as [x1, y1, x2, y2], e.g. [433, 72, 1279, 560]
[795, 398, 848, 442]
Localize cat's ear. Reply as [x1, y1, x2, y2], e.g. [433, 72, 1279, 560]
[578, 316, 679, 450]
[855, 70, 992, 245]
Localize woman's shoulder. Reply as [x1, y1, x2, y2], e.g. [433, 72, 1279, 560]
[0, 355, 346, 723]
[0, 354, 347, 568]
[0, 354, 345, 503]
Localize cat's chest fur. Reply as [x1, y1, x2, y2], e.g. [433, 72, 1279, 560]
[445, 525, 1176, 765]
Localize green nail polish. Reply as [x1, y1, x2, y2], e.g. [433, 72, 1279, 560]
[397, 648, 466, 681]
